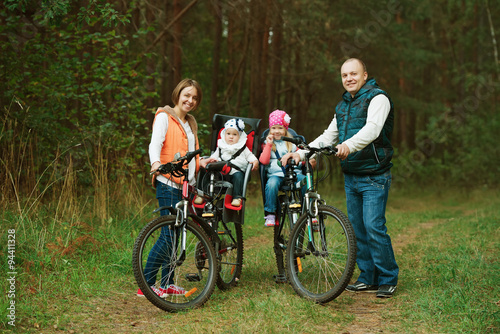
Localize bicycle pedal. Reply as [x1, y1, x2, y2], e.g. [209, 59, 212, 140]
[273, 274, 288, 284]
[289, 203, 301, 209]
[202, 212, 214, 218]
[185, 273, 201, 282]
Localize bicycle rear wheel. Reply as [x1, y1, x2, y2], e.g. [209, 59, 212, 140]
[286, 205, 356, 303]
[216, 220, 243, 290]
[132, 215, 218, 312]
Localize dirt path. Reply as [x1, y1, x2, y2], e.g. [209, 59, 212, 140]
[337, 220, 439, 334]
[33, 221, 437, 334]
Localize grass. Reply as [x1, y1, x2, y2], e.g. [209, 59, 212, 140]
[0, 183, 499, 333]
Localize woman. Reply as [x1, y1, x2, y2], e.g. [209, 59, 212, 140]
[137, 78, 209, 298]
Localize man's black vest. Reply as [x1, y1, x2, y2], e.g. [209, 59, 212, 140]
[335, 78, 394, 175]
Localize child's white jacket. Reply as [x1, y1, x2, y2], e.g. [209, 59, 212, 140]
[209, 130, 258, 175]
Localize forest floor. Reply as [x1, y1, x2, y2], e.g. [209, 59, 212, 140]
[9, 188, 498, 334]
[38, 219, 433, 334]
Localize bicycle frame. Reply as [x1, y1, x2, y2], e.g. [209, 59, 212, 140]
[281, 139, 336, 256]
[154, 161, 221, 265]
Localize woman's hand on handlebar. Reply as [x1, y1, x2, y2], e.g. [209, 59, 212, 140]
[150, 161, 161, 175]
[200, 157, 217, 168]
[280, 152, 301, 167]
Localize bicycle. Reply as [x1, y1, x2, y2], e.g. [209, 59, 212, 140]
[279, 136, 357, 303]
[194, 160, 245, 290]
[258, 127, 306, 284]
[132, 149, 219, 312]
[191, 113, 260, 290]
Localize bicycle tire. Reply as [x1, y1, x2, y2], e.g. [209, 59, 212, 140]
[216, 221, 243, 290]
[286, 205, 356, 303]
[132, 215, 218, 312]
[273, 195, 298, 283]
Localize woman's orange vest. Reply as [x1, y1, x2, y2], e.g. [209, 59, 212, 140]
[152, 106, 200, 186]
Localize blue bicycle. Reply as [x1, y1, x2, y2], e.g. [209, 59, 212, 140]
[281, 136, 357, 303]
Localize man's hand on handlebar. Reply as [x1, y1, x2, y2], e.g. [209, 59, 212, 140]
[280, 152, 301, 167]
[335, 143, 350, 160]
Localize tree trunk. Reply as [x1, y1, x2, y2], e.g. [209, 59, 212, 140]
[210, 0, 222, 119]
[172, 0, 182, 85]
[145, 1, 156, 124]
[249, 0, 267, 120]
[269, 0, 283, 111]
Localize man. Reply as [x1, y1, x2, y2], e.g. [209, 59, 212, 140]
[282, 58, 399, 298]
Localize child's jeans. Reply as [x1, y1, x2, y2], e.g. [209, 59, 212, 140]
[230, 171, 244, 199]
[264, 174, 306, 214]
[197, 169, 245, 199]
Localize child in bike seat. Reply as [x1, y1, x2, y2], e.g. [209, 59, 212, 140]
[259, 109, 306, 227]
[198, 118, 259, 207]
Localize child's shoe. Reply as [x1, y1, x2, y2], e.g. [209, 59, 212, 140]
[264, 214, 276, 227]
[231, 198, 242, 207]
[194, 196, 204, 205]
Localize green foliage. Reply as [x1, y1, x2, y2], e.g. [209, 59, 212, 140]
[1, 0, 499, 203]
[1, 188, 498, 332]
[1, 3, 152, 199]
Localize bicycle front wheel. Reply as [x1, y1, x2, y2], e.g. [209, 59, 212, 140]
[286, 205, 356, 303]
[132, 215, 218, 312]
[216, 220, 243, 290]
[273, 195, 298, 282]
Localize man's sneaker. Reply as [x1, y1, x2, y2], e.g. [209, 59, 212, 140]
[376, 285, 397, 298]
[165, 284, 185, 295]
[346, 281, 378, 292]
[264, 214, 276, 227]
[137, 286, 167, 297]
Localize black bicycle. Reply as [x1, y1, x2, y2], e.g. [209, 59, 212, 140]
[132, 149, 219, 312]
[194, 160, 245, 290]
[279, 137, 357, 303]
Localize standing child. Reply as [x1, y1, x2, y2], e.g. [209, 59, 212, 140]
[259, 109, 305, 227]
[199, 118, 259, 207]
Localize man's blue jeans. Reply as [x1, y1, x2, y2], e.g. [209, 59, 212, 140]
[143, 181, 181, 288]
[344, 171, 398, 286]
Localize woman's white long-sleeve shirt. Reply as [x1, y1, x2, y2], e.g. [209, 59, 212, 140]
[149, 112, 196, 187]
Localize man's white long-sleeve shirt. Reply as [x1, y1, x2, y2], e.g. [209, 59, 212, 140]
[298, 94, 391, 160]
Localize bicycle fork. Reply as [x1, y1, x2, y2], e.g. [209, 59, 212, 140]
[303, 192, 328, 257]
[173, 200, 189, 266]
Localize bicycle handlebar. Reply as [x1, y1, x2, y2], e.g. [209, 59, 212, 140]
[281, 136, 338, 156]
[153, 148, 203, 175]
[281, 136, 302, 146]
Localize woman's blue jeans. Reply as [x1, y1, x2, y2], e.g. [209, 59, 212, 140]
[344, 171, 399, 286]
[143, 181, 181, 288]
